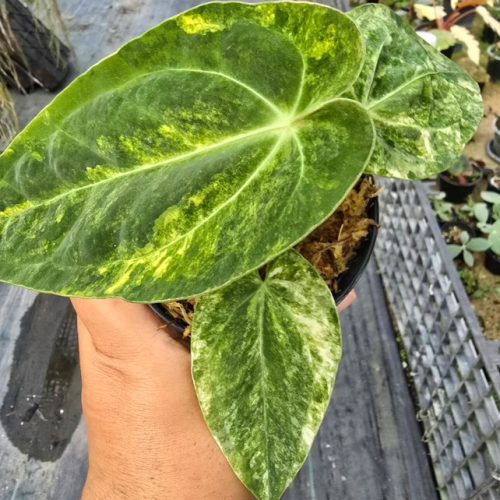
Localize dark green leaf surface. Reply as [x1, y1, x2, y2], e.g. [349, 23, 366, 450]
[0, 2, 374, 301]
[191, 250, 341, 500]
[347, 4, 483, 179]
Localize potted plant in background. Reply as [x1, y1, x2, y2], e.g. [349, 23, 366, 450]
[431, 191, 455, 223]
[487, 115, 500, 163]
[439, 154, 484, 202]
[487, 40, 500, 81]
[447, 229, 490, 267]
[0, 3, 483, 499]
[461, 219, 500, 274]
[481, 190, 500, 219]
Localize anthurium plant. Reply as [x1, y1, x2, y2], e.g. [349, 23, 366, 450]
[0, 2, 482, 498]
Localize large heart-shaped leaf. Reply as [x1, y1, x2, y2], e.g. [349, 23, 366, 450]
[0, 2, 374, 301]
[347, 4, 483, 179]
[191, 250, 341, 500]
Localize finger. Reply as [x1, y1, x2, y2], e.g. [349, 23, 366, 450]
[337, 290, 357, 313]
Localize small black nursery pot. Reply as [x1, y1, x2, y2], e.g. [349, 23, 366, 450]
[487, 117, 500, 164]
[439, 162, 483, 204]
[150, 197, 380, 330]
[485, 250, 500, 275]
[333, 195, 379, 303]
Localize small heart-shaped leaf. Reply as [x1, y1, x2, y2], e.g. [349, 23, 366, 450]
[192, 250, 341, 500]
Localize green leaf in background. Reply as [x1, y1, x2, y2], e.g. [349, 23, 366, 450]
[467, 238, 490, 252]
[191, 250, 341, 500]
[473, 203, 489, 224]
[429, 29, 457, 52]
[460, 231, 470, 244]
[489, 221, 500, 255]
[447, 244, 463, 259]
[481, 191, 500, 204]
[0, 1, 374, 301]
[347, 4, 483, 180]
[463, 249, 474, 267]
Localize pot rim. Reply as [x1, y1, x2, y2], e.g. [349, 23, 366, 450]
[490, 175, 500, 186]
[493, 116, 500, 134]
[487, 140, 500, 164]
[150, 188, 380, 328]
[439, 165, 483, 188]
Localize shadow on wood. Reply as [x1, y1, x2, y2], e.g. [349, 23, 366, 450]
[1, 295, 81, 461]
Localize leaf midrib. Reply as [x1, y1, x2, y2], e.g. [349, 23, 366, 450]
[2, 60, 311, 221]
[110, 134, 288, 267]
[0, 122, 284, 221]
[366, 71, 438, 110]
[256, 284, 272, 499]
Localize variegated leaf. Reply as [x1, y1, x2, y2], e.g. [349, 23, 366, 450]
[450, 25, 481, 66]
[348, 4, 483, 179]
[0, 1, 374, 301]
[414, 4, 446, 21]
[192, 250, 341, 500]
[477, 6, 500, 37]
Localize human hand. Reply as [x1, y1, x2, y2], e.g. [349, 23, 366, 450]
[72, 298, 252, 500]
[73, 290, 356, 499]
[338, 290, 357, 313]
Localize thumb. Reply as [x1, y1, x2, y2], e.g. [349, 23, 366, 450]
[71, 298, 184, 359]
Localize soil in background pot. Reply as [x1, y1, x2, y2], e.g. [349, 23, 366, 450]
[157, 177, 380, 339]
[441, 221, 477, 243]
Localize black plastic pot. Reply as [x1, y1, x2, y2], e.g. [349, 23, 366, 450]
[438, 167, 483, 204]
[487, 117, 500, 164]
[150, 196, 380, 331]
[0, 0, 70, 91]
[149, 303, 190, 338]
[488, 175, 500, 194]
[334, 195, 379, 303]
[485, 250, 500, 275]
[487, 44, 500, 83]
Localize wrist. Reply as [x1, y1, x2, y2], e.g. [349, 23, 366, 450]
[84, 466, 166, 500]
